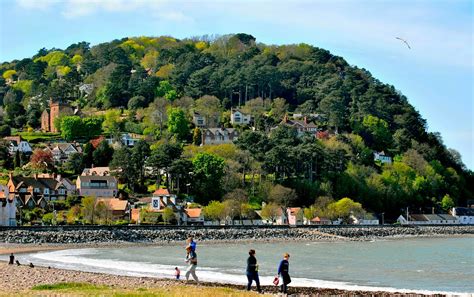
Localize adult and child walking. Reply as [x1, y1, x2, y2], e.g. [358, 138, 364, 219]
[180, 236, 292, 294]
[246, 249, 291, 294]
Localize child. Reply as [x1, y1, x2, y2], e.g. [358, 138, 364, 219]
[175, 267, 181, 280]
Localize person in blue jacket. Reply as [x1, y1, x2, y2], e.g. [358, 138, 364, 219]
[277, 253, 291, 294]
[187, 236, 196, 251]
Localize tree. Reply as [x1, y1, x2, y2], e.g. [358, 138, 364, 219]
[441, 194, 455, 212]
[81, 196, 96, 224]
[147, 142, 183, 188]
[0, 125, 11, 137]
[93, 140, 114, 166]
[260, 202, 280, 224]
[83, 142, 94, 168]
[269, 98, 288, 122]
[192, 152, 226, 203]
[30, 149, 54, 171]
[167, 107, 189, 140]
[64, 152, 84, 174]
[194, 95, 221, 127]
[203, 201, 225, 223]
[327, 197, 365, 223]
[0, 140, 11, 169]
[128, 95, 147, 110]
[102, 109, 122, 135]
[162, 207, 176, 224]
[268, 184, 296, 224]
[192, 127, 202, 146]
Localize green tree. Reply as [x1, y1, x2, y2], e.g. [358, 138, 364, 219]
[93, 140, 114, 166]
[162, 207, 176, 224]
[81, 196, 96, 224]
[441, 194, 455, 212]
[192, 127, 202, 146]
[192, 152, 226, 203]
[203, 201, 225, 223]
[64, 152, 85, 174]
[167, 107, 189, 140]
[327, 197, 365, 223]
[260, 202, 280, 224]
[268, 184, 296, 223]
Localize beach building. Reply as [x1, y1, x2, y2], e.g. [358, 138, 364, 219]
[287, 207, 304, 226]
[0, 185, 16, 226]
[133, 188, 186, 225]
[452, 207, 474, 224]
[185, 208, 205, 225]
[96, 198, 130, 221]
[351, 213, 380, 225]
[397, 213, 459, 225]
[76, 175, 118, 197]
[306, 217, 332, 225]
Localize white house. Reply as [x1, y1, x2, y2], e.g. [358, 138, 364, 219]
[107, 133, 140, 147]
[192, 112, 206, 127]
[4, 136, 32, 155]
[0, 185, 16, 226]
[374, 151, 392, 164]
[351, 213, 380, 225]
[452, 207, 474, 224]
[230, 109, 252, 126]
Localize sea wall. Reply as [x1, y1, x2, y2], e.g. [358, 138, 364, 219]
[0, 225, 473, 244]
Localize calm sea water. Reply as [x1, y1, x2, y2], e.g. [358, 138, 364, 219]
[20, 237, 474, 294]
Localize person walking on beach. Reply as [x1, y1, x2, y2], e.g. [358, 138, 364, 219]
[246, 249, 262, 293]
[277, 253, 291, 294]
[8, 253, 14, 265]
[185, 246, 199, 282]
[186, 235, 196, 252]
[175, 267, 181, 280]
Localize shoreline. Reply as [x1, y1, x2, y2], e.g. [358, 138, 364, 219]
[1, 235, 472, 296]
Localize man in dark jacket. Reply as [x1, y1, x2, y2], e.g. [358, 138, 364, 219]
[246, 249, 262, 293]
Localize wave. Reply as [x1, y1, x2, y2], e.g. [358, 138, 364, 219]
[24, 249, 472, 296]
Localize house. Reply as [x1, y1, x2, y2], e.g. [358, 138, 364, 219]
[44, 142, 82, 164]
[374, 151, 392, 165]
[81, 167, 111, 176]
[76, 175, 118, 197]
[107, 133, 140, 147]
[133, 188, 186, 224]
[186, 208, 205, 225]
[230, 109, 252, 126]
[192, 112, 206, 127]
[96, 198, 130, 221]
[397, 213, 459, 225]
[201, 128, 239, 145]
[452, 207, 474, 224]
[351, 213, 379, 225]
[308, 217, 333, 225]
[3, 136, 33, 155]
[41, 100, 75, 133]
[287, 207, 304, 226]
[0, 185, 16, 226]
[280, 115, 318, 136]
[7, 173, 70, 209]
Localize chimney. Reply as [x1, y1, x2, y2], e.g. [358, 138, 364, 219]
[8, 172, 13, 180]
[56, 174, 62, 182]
[34, 173, 38, 180]
[283, 114, 288, 123]
[304, 117, 308, 125]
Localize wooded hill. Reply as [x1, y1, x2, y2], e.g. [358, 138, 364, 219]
[0, 33, 472, 219]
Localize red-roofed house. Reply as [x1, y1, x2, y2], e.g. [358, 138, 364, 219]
[287, 207, 304, 226]
[185, 208, 204, 225]
[96, 198, 130, 221]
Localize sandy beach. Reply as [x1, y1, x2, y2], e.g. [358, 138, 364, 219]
[0, 243, 450, 297]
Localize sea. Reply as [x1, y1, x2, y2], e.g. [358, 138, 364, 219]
[20, 236, 474, 295]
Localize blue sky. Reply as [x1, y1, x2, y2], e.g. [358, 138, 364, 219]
[1, 0, 472, 169]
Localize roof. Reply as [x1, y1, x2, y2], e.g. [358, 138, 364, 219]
[311, 217, 331, 222]
[11, 176, 60, 191]
[424, 214, 443, 221]
[288, 207, 302, 215]
[153, 188, 170, 196]
[185, 208, 202, 218]
[97, 198, 128, 211]
[81, 167, 111, 176]
[46, 142, 82, 153]
[454, 207, 474, 216]
[90, 136, 105, 149]
[205, 128, 237, 134]
[77, 175, 117, 183]
[409, 214, 429, 221]
[437, 214, 458, 221]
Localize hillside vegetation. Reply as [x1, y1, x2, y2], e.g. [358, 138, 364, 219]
[0, 33, 472, 220]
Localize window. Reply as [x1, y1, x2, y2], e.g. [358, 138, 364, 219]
[44, 188, 49, 195]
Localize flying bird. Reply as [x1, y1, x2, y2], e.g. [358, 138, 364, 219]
[395, 37, 411, 49]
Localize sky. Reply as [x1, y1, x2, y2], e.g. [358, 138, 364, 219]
[1, 0, 473, 169]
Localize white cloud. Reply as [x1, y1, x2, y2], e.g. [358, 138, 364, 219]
[60, 0, 150, 18]
[156, 11, 193, 23]
[17, 0, 60, 10]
